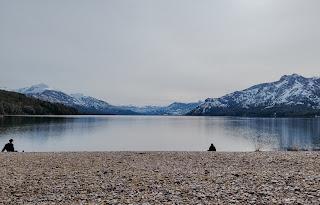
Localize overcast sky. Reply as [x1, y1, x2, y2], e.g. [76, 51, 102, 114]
[1, 0, 320, 105]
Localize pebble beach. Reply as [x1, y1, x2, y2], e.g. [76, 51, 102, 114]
[1, 152, 320, 204]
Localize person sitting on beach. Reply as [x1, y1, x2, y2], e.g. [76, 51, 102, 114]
[208, 143, 216, 151]
[2, 139, 16, 152]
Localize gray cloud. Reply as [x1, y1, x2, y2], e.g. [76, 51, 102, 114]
[1, 0, 320, 105]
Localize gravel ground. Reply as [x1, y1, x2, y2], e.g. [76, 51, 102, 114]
[0, 152, 320, 204]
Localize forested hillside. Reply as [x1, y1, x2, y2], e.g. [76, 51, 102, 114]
[0, 90, 78, 115]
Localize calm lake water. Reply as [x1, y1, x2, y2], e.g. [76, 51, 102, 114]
[0, 116, 320, 152]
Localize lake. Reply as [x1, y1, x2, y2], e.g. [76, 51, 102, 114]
[0, 115, 320, 152]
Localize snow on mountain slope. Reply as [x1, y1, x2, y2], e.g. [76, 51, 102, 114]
[17, 84, 83, 107]
[70, 93, 111, 110]
[15, 84, 134, 114]
[190, 74, 320, 116]
[17, 83, 52, 94]
[121, 102, 201, 115]
[15, 84, 200, 115]
[164, 102, 202, 115]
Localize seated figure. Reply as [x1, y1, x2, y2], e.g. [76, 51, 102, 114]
[208, 143, 216, 151]
[2, 139, 16, 152]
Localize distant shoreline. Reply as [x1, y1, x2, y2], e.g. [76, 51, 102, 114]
[0, 114, 320, 119]
[2, 114, 320, 118]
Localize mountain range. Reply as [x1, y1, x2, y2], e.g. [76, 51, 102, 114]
[16, 84, 136, 115]
[14, 84, 201, 115]
[188, 74, 320, 117]
[5, 73, 320, 117]
[121, 102, 201, 115]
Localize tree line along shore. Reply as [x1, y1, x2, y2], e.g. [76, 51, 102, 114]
[0, 90, 78, 115]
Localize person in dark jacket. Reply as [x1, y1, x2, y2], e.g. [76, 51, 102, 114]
[208, 143, 216, 151]
[2, 139, 16, 152]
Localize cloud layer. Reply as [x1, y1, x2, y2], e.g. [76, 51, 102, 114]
[1, 0, 320, 105]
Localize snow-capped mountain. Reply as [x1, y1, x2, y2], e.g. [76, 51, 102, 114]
[162, 102, 202, 115]
[15, 84, 136, 115]
[16, 83, 52, 95]
[121, 102, 201, 115]
[15, 84, 199, 115]
[189, 74, 320, 117]
[70, 93, 111, 111]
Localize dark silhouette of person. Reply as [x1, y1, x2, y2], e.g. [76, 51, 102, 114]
[2, 139, 16, 152]
[208, 143, 216, 151]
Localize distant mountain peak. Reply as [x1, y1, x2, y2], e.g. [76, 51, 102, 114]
[27, 83, 50, 90]
[17, 83, 51, 94]
[279, 73, 306, 81]
[34, 83, 49, 88]
[14, 83, 138, 115]
[70, 93, 85, 98]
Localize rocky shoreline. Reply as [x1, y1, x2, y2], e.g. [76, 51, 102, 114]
[1, 152, 320, 204]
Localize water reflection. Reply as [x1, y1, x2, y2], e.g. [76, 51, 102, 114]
[0, 116, 319, 151]
[0, 116, 110, 151]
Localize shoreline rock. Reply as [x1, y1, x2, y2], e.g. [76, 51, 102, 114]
[0, 152, 319, 204]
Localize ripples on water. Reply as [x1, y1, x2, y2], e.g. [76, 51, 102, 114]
[0, 116, 319, 152]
